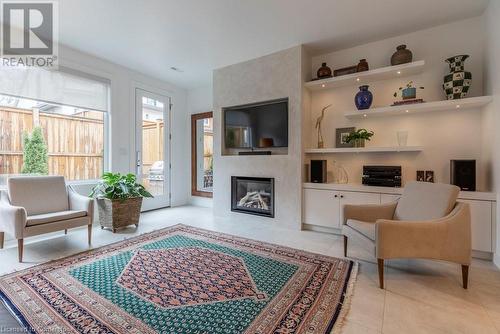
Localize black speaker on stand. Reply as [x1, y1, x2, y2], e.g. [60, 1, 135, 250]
[450, 160, 476, 191]
[310, 160, 327, 183]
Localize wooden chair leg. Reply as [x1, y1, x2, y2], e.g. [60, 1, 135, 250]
[377, 258, 384, 289]
[88, 225, 92, 245]
[0, 232, 4, 249]
[18, 239, 24, 263]
[343, 235, 348, 257]
[462, 265, 469, 289]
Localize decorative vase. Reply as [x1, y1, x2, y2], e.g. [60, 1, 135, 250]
[356, 59, 369, 72]
[443, 55, 472, 100]
[402, 87, 416, 100]
[317, 62, 332, 78]
[353, 138, 365, 148]
[391, 45, 413, 65]
[354, 85, 373, 110]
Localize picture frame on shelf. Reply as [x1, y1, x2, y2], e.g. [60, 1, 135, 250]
[416, 170, 425, 182]
[425, 170, 435, 183]
[336, 127, 355, 148]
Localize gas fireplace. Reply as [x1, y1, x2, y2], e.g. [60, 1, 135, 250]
[231, 176, 274, 218]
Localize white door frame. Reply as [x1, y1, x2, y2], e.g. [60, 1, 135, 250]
[135, 88, 171, 211]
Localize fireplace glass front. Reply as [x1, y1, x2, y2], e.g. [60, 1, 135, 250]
[231, 176, 274, 218]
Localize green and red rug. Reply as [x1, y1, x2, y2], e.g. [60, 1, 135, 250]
[0, 224, 356, 334]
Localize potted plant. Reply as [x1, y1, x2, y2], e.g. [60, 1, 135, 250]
[90, 172, 153, 232]
[345, 129, 374, 148]
[394, 81, 424, 100]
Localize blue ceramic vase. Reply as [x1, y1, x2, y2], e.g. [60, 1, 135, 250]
[355, 85, 373, 110]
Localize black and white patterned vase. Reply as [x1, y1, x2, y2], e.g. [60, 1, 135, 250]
[443, 55, 472, 100]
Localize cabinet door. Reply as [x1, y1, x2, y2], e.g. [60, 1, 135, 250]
[459, 200, 492, 252]
[339, 191, 381, 225]
[303, 189, 340, 228]
[381, 194, 401, 204]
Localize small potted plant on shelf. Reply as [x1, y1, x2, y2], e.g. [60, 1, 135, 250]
[393, 81, 424, 105]
[90, 172, 153, 233]
[345, 129, 374, 148]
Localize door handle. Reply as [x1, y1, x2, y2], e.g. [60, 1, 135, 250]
[136, 151, 141, 167]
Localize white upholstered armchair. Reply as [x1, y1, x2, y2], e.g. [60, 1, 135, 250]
[342, 182, 471, 289]
[0, 176, 94, 262]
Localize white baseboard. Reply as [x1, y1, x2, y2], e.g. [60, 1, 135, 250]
[494, 253, 500, 269]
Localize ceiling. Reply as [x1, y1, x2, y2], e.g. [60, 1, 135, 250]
[59, 0, 489, 89]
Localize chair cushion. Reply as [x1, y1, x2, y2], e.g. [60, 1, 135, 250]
[394, 182, 460, 221]
[346, 219, 376, 241]
[27, 210, 87, 227]
[8, 176, 69, 215]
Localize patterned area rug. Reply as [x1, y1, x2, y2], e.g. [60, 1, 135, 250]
[0, 224, 357, 334]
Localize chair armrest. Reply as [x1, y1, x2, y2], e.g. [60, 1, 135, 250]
[376, 202, 471, 265]
[343, 201, 398, 224]
[0, 191, 27, 238]
[68, 187, 94, 223]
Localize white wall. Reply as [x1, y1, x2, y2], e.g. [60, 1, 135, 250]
[186, 84, 214, 208]
[212, 46, 304, 229]
[58, 45, 189, 206]
[308, 17, 490, 189]
[484, 1, 500, 267]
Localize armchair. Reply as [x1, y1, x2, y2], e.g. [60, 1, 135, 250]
[0, 176, 94, 262]
[342, 182, 471, 289]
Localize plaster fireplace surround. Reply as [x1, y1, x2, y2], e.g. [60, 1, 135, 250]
[212, 45, 309, 229]
[231, 176, 275, 217]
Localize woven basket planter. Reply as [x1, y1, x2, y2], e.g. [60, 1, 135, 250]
[96, 197, 143, 233]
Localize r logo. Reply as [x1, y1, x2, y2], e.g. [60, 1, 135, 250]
[2, 2, 54, 55]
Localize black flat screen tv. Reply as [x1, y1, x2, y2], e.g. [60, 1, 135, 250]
[224, 98, 288, 149]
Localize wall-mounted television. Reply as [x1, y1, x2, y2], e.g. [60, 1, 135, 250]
[223, 98, 288, 150]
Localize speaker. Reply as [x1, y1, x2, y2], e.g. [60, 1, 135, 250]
[450, 160, 476, 191]
[310, 160, 327, 183]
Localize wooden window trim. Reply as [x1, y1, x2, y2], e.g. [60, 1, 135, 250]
[191, 111, 213, 198]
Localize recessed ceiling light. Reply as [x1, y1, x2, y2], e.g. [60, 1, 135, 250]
[170, 66, 184, 73]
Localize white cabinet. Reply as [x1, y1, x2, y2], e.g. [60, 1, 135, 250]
[303, 189, 340, 228]
[459, 200, 493, 252]
[303, 189, 380, 229]
[381, 194, 401, 203]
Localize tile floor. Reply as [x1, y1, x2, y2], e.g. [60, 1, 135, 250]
[0, 205, 499, 333]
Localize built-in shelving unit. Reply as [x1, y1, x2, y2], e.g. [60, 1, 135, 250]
[344, 96, 493, 119]
[305, 60, 425, 91]
[304, 146, 424, 154]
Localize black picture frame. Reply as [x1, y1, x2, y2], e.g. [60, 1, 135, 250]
[416, 170, 425, 182]
[336, 127, 355, 148]
[425, 170, 435, 183]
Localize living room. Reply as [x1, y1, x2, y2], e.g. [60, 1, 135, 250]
[0, 1, 500, 333]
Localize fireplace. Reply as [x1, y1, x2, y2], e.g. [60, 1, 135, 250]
[231, 176, 274, 218]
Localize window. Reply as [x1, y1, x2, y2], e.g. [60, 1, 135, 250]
[191, 112, 213, 197]
[0, 67, 109, 186]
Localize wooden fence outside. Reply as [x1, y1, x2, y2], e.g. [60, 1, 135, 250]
[0, 107, 104, 181]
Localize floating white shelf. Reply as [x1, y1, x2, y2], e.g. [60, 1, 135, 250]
[304, 146, 424, 154]
[305, 60, 425, 91]
[344, 96, 493, 119]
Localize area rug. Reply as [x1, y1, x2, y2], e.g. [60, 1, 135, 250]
[0, 224, 357, 334]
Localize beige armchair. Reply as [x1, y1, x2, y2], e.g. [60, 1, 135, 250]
[0, 176, 94, 262]
[342, 182, 471, 289]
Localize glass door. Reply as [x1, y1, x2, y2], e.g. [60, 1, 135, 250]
[135, 89, 171, 211]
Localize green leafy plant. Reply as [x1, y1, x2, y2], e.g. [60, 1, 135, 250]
[22, 126, 48, 175]
[393, 81, 424, 98]
[345, 129, 374, 143]
[90, 172, 153, 201]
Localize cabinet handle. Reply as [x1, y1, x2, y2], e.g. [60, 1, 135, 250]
[340, 195, 344, 198]
[334, 194, 338, 198]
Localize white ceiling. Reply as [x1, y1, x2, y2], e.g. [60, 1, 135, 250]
[59, 0, 489, 89]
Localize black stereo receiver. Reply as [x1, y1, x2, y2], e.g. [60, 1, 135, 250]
[362, 166, 402, 187]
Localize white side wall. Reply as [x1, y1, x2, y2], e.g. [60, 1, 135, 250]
[58, 45, 189, 207]
[484, 1, 500, 267]
[213, 46, 304, 229]
[187, 85, 214, 208]
[308, 17, 489, 189]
